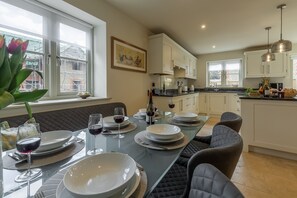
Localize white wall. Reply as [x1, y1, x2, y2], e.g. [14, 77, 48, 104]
[64, 0, 152, 115]
[196, 43, 297, 89]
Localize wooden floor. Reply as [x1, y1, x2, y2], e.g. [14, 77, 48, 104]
[199, 117, 297, 198]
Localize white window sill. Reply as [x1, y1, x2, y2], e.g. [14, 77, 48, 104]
[0, 97, 112, 118]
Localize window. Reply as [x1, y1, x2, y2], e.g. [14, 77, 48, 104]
[0, 0, 93, 98]
[207, 59, 242, 87]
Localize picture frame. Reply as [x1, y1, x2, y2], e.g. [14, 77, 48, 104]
[111, 36, 147, 73]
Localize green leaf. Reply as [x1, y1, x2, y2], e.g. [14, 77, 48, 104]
[0, 56, 12, 91]
[13, 89, 47, 103]
[9, 45, 23, 78]
[0, 91, 14, 110]
[0, 45, 6, 69]
[8, 68, 33, 93]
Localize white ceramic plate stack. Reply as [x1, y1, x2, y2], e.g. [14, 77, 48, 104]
[172, 112, 200, 123]
[145, 124, 183, 143]
[103, 116, 130, 129]
[30, 130, 73, 156]
[62, 153, 140, 198]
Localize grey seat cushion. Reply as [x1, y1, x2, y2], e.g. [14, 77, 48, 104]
[147, 163, 187, 198]
[189, 163, 244, 198]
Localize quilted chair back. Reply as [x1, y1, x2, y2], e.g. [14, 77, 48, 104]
[183, 125, 243, 197]
[189, 163, 244, 198]
[215, 111, 242, 132]
[1, 102, 127, 132]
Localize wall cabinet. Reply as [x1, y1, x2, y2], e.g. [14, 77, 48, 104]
[198, 93, 241, 116]
[153, 93, 199, 114]
[244, 50, 287, 78]
[148, 33, 197, 79]
[148, 34, 174, 75]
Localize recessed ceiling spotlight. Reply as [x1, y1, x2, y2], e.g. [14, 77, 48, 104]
[212, 45, 216, 48]
[201, 24, 206, 29]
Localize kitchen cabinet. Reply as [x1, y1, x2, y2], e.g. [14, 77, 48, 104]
[153, 93, 199, 114]
[208, 94, 227, 115]
[148, 34, 174, 75]
[244, 50, 287, 78]
[228, 94, 241, 115]
[198, 92, 240, 116]
[148, 33, 197, 79]
[241, 99, 297, 157]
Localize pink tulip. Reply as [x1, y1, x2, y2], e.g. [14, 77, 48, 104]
[0, 35, 4, 48]
[8, 38, 29, 54]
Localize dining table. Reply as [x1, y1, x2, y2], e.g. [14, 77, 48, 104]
[1, 112, 208, 198]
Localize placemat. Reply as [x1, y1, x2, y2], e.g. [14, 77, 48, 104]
[102, 122, 137, 135]
[134, 131, 189, 150]
[34, 166, 147, 198]
[167, 117, 205, 127]
[3, 141, 85, 170]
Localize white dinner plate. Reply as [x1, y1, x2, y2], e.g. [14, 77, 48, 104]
[146, 124, 181, 140]
[173, 112, 198, 121]
[31, 137, 76, 156]
[56, 168, 141, 198]
[36, 130, 73, 152]
[103, 116, 129, 128]
[145, 131, 184, 143]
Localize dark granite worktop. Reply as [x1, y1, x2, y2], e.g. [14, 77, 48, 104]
[153, 88, 246, 97]
[239, 95, 297, 101]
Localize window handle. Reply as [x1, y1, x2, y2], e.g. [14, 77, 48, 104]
[56, 55, 61, 67]
[46, 54, 51, 65]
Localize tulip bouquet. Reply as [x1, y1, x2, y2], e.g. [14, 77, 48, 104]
[0, 34, 47, 117]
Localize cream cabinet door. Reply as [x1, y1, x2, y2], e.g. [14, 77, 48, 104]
[245, 50, 265, 78]
[228, 94, 241, 115]
[199, 93, 208, 114]
[162, 42, 174, 74]
[208, 94, 227, 115]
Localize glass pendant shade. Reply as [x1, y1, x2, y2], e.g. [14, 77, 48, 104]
[261, 52, 275, 62]
[262, 27, 275, 62]
[271, 39, 292, 53]
[271, 4, 292, 53]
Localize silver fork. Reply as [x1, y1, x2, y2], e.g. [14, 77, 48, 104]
[34, 191, 45, 198]
[137, 138, 168, 150]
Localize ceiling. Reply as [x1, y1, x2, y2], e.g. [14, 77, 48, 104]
[104, 0, 297, 55]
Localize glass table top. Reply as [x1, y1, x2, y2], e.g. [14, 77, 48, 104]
[1, 114, 208, 197]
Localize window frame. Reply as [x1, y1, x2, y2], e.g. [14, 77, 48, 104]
[206, 58, 243, 87]
[0, 0, 93, 99]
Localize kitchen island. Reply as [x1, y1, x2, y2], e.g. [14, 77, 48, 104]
[240, 96, 297, 160]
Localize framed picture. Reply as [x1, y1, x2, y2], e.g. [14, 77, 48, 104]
[111, 36, 147, 73]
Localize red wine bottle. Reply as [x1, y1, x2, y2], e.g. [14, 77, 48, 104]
[146, 91, 155, 125]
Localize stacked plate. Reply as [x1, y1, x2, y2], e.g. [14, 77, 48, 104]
[31, 130, 73, 156]
[145, 124, 184, 144]
[171, 112, 200, 125]
[62, 153, 140, 197]
[103, 116, 130, 130]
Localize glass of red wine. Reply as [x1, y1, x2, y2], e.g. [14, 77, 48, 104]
[168, 98, 175, 117]
[113, 107, 125, 139]
[15, 123, 42, 182]
[87, 114, 104, 155]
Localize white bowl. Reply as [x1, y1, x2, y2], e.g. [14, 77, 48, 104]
[63, 152, 136, 197]
[173, 112, 198, 121]
[146, 124, 181, 140]
[35, 130, 72, 152]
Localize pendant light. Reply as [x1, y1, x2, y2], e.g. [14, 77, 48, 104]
[271, 4, 292, 53]
[261, 27, 275, 62]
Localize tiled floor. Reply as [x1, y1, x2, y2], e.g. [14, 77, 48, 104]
[200, 117, 297, 198]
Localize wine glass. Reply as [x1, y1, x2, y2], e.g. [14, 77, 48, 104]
[168, 98, 175, 117]
[87, 114, 104, 155]
[113, 107, 125, 139]
[15, 123, 42, 182]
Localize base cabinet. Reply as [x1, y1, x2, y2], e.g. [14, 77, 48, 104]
[153, 94, 199, 114]
[198, 93, 241, 116]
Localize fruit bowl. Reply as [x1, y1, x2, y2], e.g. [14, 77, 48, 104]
[77, 92, 91, 99]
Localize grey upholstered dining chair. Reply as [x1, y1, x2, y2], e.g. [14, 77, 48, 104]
[148, 125, 243, 198]
[180, 111, 242, 161]
[189, 163, 244, 198]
